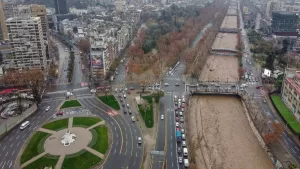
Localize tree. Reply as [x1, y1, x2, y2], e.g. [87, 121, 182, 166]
[16, 94, 24, 114]
[275, 74, 284, 91]
[264, 122, 283, 145]
[265, 52, 275, 71]
[78, 39, 90, 52]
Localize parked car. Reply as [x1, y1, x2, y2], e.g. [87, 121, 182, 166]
[179, 111, 183, 116]
[182, 141, 186, 147]
[46, 106, 50, 111]
[182, 134, 186, 140]
[176, 117, 179, 122]
[181, 128, 185, 134]
[175, 83, 180, 86]
[180, 117, 184, 122]
[126, 104, 130, 108]
[178, 157, 183, 163]
[178, 147, 181, 153]
[56, 111, 63, 116]
[128, 110, 132, 114]
[164, 83, 169, 86]
[161, 115, 164, 120]
[176, 122, 179, 127]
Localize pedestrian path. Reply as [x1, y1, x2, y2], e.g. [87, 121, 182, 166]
[84, 146, 104, 158]
[86, 121, 105, 130]
[20, 152, 47, 168]
[55, 154, 65, 169]
[38, 128, 56, 134]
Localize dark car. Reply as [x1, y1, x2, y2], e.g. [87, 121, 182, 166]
[177, 147, 181, 153]
[122, 104, 125, 107]
[176, 117, 179, 122]
[123, 110, 127, 113]
[175, 111, 179, 116]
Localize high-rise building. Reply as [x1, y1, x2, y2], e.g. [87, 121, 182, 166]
[271, 11, 298, 36]
[0, 0, 8, 40]
[3, 1, 16, 19]
[15, 5, 50, 59]
[53, 0, 68, 15]
[5, 17, 46, 70]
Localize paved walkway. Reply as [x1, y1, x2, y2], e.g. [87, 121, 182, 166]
[55, 154, 65, 169]
[38, 128, 56, 134]
[86, 121, 105, 130]
[84, 146, 105, 158]
[68, 117, 73, 129]
[20, 152, 47, 168]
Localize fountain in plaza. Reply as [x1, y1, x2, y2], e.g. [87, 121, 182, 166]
[61, 130, 76, 146]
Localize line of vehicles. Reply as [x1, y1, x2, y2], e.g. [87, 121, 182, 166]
[174, 95, 189, 168]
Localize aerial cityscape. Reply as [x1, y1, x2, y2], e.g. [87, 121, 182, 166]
[0, 0, 300, 168]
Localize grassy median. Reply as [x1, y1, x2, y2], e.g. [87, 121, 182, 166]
[20, 132, 50, 164]
[62, 150, 101, 169]
[72, 117, 102, 128]
[98, 95, 120, 110]
[271, 94, 300, 134]
[60, 100, 82, 109]
[22, 155, 59, 169]
[138, 96, 154, 128]
[89, 126, 109, 154]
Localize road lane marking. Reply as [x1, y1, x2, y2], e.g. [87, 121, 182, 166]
[288, 138, 293, 143]
[171, 152, 172, 157]
[284, 139, 288, 145]
[2, 146, 6, 151]
[117, 134, 119, 138]
[16, 135, 19, 139]
[5, 152, 8, 156]
[17, 142, 21, 147]
[11, 151, 15, 156]
[292, 148, 296, 153]
[2, 161, 6, 169]
[136, 152, 137, 157]
[295, 146, 300, 151]
[10, 144, 13, 148]
[8, 161, 12, 168]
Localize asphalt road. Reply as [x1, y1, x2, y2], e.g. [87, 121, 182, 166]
[0, 100, 62, 169]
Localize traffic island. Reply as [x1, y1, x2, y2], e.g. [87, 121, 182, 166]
[98, 95, 120, 110]
[60, 100, 82, 109]
[137, 95, 155, 128]
[18, 116, 109, 169]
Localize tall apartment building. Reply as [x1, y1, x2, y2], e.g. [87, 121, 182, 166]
[5, 17, 46, 70]
[0, 0, 8, 40]
[271, 11, 298, 36]
[3, 1, 16, 19]
[53, 0, 68, 14]
[281, 69, 300, 120]
[15, 5, 50, 59]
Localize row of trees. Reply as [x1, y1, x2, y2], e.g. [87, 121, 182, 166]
[127, 0, 229, 83]
[67, 52, 75, 82]
[1, 70, 45, 103]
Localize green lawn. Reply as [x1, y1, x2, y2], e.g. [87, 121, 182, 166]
[89, 126, 109, 154]
[60, 100, 82, 109]
[42, 118, 69, 131]
[98, 95, 120, 110]
[20, 132, 50, 164]
[73, 117, 102, 128]
[62, 151, 101, 169]
[22, 155, 59, 169]
[271, 95, 300, 134]
[138, 96, 154, 128]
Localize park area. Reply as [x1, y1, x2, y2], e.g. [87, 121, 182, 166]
[20, 117, 109, 169]
[138, 95, 154, 128]
[271, 94, 300, 134]
[220, 16, 238, 29]
[211, 33, 238, 51]
[199, 55, 239, 82]
[60, 100, 82, 109]
[98, 95, 120, 110]
[187, 96, 274, 169]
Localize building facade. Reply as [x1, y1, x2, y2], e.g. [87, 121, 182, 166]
[281, 69, 300, 120]
[5, 17, 46, 70]
[0, 0, 8, 40]
[53, 0, 68, 15]
[271, 11, 298, 36]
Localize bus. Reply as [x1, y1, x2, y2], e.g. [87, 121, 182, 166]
[55, 69, 58, 77]
[81, 64, 85, 71]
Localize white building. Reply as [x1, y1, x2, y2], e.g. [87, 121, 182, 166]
[5, 17, 46, 70]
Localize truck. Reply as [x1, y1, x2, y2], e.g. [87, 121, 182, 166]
[184, 159, 189, 167]
[176, 130, 182, 142]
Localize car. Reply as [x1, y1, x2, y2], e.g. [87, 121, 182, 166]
[123, 94, 127, 98]
[176, 122, 179, 127]
[164, 83, 169, 86]
[178, 157, 183, 163]
[118, 94, 122, 98]
[131, 116, 135, 122]
[56, 111, 63, 116]
[129, 110, 132, 114]
[122, 104, 125, 107]
[182, 134, 186, 140]
[115, 71, 118, 75]
[175, 83, 180, 86]
[180, 117, 184, 122]
[176, 117, 179, 122]
[174, 106, 178, 111]
[181, 128, 185, 134]
[181, 104, 185, 108]
[182, 98, 185, 103]
[114, 88, 118, 92]
[20, 121, 30, 130]
[120, 99, 123, 102]
[46, 106, 50, 111]
[178, 147, 181, 153]
[179, 111, 183, 116]
[181, 108, 184, 112]
[129, 86, 135, 90]
[138, 137, 142, 144]
[90, 89, 96, 93]
[182, 141, 186, 147]
[263, 99, 266, 103]
[123, 110, 127, 113]
[175, 111, 179, 116]
[161, 115, 164, 120]
[126, 104, 130, 108]
[176, 127, 180, 131]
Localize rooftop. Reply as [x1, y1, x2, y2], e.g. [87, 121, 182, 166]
[286, 72, 300, 95]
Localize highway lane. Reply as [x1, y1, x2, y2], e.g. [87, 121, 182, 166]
[79, 97, 143, 169]
[0, 100, 62, 169]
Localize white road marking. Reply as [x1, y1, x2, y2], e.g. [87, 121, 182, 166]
[292, 148, 296, 153]
[0, 161, 3, 166]
[284, 139, 288, 145]
[171, 136, 172, 140]
[172, 162, 174, 167]
[2, 146, 6, 151]
[8, 161, 12, 168]
[114, 149, 116, 154]
[295, 146, 300, 151]
[17, 142, 21, 147]
[5, 152, 8, 156]
[10, 144, 13, 148]
[9, 137, 12, 141]
[117, 134, 119, 138]
[115, 127, 117, 131]
[288, 138, 293, 143]
[2, 161, 6, 169]
[11, 151, 15, 156]
[16, 135, 19, 139]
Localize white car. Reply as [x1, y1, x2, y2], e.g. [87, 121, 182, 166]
[131, 116, 135, 122]
[126, 104, 130, 108]
[182, 141, 186, 147]
[182, 134, 186, 140]
[20, 121, 30, 130]
[179, 111, 183, 116]
[181, 128, 185, 134]
[90, 89, 96, 93]
[138, 137, 142, 144]
[161, 115, 164, 120]
[164, 83, 169, 86]
[178, 157, 183, 163]
[176, 122, 179, 127]
[46, 106, 50, 111]
[123, 94, 126, 98]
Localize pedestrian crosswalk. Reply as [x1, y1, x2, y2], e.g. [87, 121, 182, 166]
[113, 75, 125, 84]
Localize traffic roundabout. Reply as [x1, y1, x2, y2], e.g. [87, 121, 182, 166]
[17, 116, 110, 169]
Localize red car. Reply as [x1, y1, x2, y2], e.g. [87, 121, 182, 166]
[256, 85, 263, 89]
[56, 111, 63, 116]
[174, 106, 178, 111]
[181, 105, 185, 108]
[176, 127, 180, 131]
[176, 117, 179, 122]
